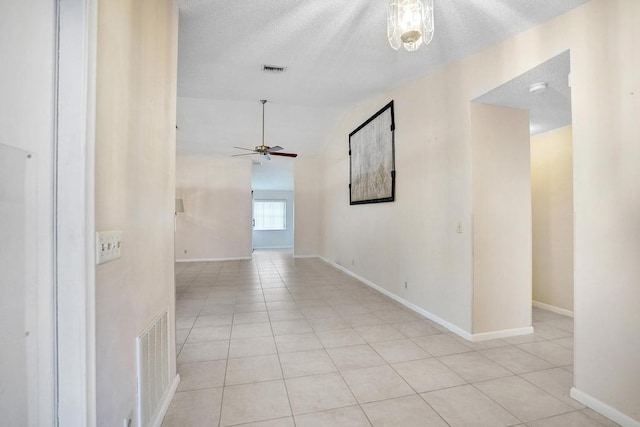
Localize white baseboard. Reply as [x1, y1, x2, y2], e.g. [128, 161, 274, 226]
[293, 254, 320, 259]
[470, 326, 534, 342]
[321, 258, 474, 341]
[150, 374, 180, 427]
[176, 256, 252, 263]
[533, 300, 574, 318]
[253, 246, 293, 249]
[321, 257, 537, 343]
[570, 387, 639, 427]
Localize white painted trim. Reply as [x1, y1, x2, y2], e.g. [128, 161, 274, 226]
[293, 254, 320, 259]
[176, 256, 252, 263]
[570, 387, 640, 427]
[470, 327, 534, 342]
[150, 375, 180, 427]
[320, 257, 474, 341]
[533, 300, 574, 318]
[55, 0, 98, 425]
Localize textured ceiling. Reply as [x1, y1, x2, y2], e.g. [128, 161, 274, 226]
[473, 50, 571, 135]
[177, 0, 588, 159]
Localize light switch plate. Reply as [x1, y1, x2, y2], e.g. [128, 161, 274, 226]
[96, 230, 122, 265]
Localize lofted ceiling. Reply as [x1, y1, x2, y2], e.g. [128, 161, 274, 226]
[176, 0, 589, 158]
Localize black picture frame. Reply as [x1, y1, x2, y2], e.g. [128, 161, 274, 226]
[349, 101, 396, 205]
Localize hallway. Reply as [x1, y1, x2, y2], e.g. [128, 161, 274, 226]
[164, 250, 615, 426]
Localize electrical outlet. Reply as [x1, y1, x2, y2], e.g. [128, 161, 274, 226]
[96, 230, 122, 265]
[404, 281, 408, 289]
[184, 249, 187, 254]
[456, 221, 463, 234]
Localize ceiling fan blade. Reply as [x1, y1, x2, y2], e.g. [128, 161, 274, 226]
[231, 101, 293, 159]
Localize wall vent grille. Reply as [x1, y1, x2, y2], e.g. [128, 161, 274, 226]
[136, 310, 169, 427]
[262, 64, 287, 73]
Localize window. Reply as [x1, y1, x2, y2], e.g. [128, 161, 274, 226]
[253, 200, 286, 230]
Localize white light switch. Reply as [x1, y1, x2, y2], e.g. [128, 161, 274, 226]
[96, 230, 122, 265]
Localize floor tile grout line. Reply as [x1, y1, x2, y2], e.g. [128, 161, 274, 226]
[412, 393, 454, 426]
[516, 370, 585, 409]
[293, 403, 372, 424]
[467, 373, 577, 426]
[275, 259, 369, 424]
[522, 409, 609, 426]
[467, 380, 530, 425]
[215, 281, 231, 427]
[513, 339, 572, 367]
[264, 267, 297, 427]
[224, 415, 293, 427]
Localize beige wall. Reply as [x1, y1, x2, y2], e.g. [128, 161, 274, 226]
[294, 159, 321, 256]
[94, 0, 179, 425]
[471, 104, 532, 334]
[320, 84, 474, 332]
[175, 156, 252, 260]
[319, 0, 639, 422]
[174, 155, 319, 259]
[570, 1, 640, 422]
[531, 126, 574, 313]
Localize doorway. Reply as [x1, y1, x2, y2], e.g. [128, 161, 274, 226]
[473, 50, 574, 320]
[471, 49, 575, 372]
[251, 158, 295, 252]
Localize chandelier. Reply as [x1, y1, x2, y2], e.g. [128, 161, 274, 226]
[387, 0, 434, 52]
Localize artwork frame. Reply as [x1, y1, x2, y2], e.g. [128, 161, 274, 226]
[349, 100, 396, 205]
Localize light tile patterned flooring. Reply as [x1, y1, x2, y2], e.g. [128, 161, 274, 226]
[164, 250, 618, 427]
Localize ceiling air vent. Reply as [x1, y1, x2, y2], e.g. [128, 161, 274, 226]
[262, 64, 287, 73]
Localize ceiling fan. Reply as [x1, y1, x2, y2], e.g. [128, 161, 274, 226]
[233, 100, 298, 160]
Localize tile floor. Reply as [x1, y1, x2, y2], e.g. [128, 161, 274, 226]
[163, 250, 618, 427]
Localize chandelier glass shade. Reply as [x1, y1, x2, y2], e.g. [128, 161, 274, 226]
[387, 0, 434, 52]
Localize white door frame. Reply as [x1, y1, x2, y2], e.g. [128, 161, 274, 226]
[55, 0, 97, 425]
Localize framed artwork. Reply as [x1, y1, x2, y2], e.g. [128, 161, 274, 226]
[349, 101, 396, 205]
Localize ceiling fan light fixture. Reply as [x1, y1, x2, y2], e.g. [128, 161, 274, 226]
[388, 0, 434, 52]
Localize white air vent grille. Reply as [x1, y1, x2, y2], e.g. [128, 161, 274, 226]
[136, 310, 169, 427]
[262, 64, 287, 73]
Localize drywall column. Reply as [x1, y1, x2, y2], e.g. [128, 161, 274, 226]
[531, 126, 574, 314]
[294, 158, 321, 256]
[471, 103, 532, 335]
